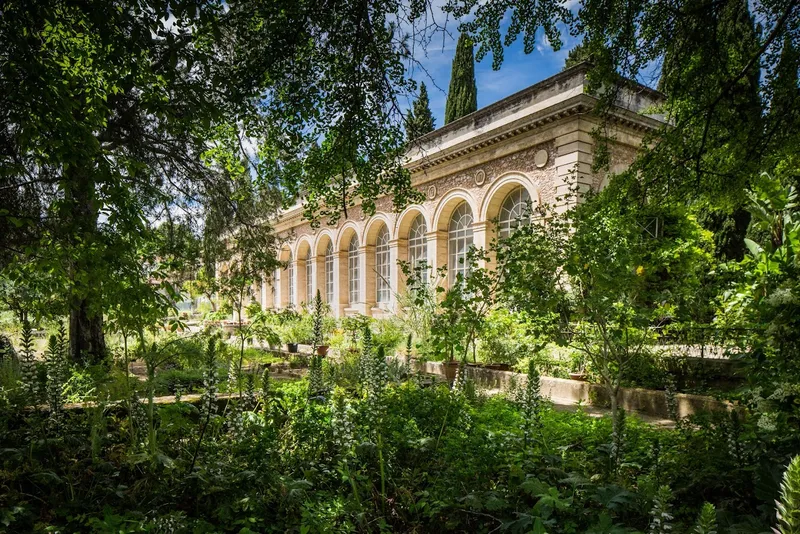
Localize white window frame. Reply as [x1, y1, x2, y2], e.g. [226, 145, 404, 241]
[448, 202, 474, 287]
[408, 214, 428, 283]
[287, 252, 295, 307]
[325, 241, 334, 303]
[348, 235, 360, 305]
[498, 187, 532, 239]
[375, 227, 391, 304]
[305, 249, 313, 304]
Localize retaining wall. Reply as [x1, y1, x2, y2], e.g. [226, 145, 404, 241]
[414, 360, 734, 420]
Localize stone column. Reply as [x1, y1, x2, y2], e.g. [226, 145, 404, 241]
[472, 221, 489, 269]
[335, 249, 349, 317]
[389, 238, 408, 310]
[554, 132, 594, 214]
[296, 257, 308, 308]
[261, 280, 267, 310]
[359, 244, 376, 316]
[315, 255, 327, 304]
[427, 229, 448, 288]
[273, 269, 281, 309]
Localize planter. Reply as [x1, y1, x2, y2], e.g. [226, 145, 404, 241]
[287, 343, 299, 353]
[316, 345, 329, 357]
[442, 360, 460, 382]
[485, 363, 511, 371]
[569, 371, 587, 382]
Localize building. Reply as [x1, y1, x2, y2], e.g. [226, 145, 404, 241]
[259, 64, 664, 318]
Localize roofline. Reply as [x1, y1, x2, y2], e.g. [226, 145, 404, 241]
[408, 62, 665, 146]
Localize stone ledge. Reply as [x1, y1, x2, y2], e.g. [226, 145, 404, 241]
[414, 360, 734, 420]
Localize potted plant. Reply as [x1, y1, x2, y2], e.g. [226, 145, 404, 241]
[569, 352, 587, 381]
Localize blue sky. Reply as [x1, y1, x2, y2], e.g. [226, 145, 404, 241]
[402, 19, 583, 127]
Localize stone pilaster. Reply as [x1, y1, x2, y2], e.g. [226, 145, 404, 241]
[389, 238, 408, 310]
[554, 132, 594, 213]
[359, 244, 376, 316]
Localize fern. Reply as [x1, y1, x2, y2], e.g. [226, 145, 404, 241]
[693, 502, 717, 534]
[776, 455, 800, 534]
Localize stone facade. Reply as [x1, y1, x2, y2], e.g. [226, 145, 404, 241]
[259, 64, 664, 318]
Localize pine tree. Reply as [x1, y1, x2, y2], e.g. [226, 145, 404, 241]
[406, 82, 436, 142]
[444, 34, 478, 125]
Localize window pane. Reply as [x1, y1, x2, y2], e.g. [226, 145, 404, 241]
[348, 235, 360, 305]
[375, 227, 391, 304]
[287, 252, 295, 307]
[305, 249, 313, 304]
[498, 187, 531, 239]
[325, 242, 334, 303]
[448, 202, 473, 286]
[407, 213, 428, 284]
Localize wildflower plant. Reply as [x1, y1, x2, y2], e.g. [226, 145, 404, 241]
[19, 319, 39, 404]
[692, 502, 717, 534]
[308, 290, 327, 397]
[200, 336, 219, 420]
[776, 455, 800, 534]
[330, 388, 356, 456]
[44, 323, 69, 427]
[649, 485, 674, 534]
[522, 359, 543, 447]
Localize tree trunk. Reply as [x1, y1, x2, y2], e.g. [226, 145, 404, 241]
[65, 162, 106, 364]
[69, 299, 106, 365]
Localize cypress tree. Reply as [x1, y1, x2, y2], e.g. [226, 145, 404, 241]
[406, 82, 436, 142]
[444, 34, 478, 124]
[770, 36, 800, 131]
[659, 0, 762, 260]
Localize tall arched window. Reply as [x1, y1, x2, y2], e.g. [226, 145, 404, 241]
[375, 226, 391, 304]
[448, 202, 473, 286]
[408, 213, 428, 283]
[287, 252, 295, 307]
[305, 249, 313, 304]
[325, 241, 334, 303]
[348, 235, 360, 305]
[498, 187, 532, 239]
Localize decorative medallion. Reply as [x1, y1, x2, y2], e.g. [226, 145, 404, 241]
[427, 185, 437, 200]
[534, 149, 549, 168]
[474, 169, 486, 186]
[359, 212, 366, 221]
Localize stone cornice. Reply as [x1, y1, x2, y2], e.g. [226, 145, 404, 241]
[407, 93, 664, 175]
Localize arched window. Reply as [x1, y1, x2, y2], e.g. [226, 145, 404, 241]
[375, 226, 391, 304]
[305, 249, 313, 304]
[408, 213, 428, 283]
[287, 252, 295, 307]
[348, 235, 360, 305]
[498, 187, 532, 239]
[325, 241, 334, 303]
[448, 202, 473, 286]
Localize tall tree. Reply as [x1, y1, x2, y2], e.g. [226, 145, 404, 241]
[406, 82, 436, 141]
[1, 0, 438, 361]
[444, 34, 478, 124]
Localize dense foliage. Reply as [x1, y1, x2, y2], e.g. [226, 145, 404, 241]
[0, 342, 796, 533]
